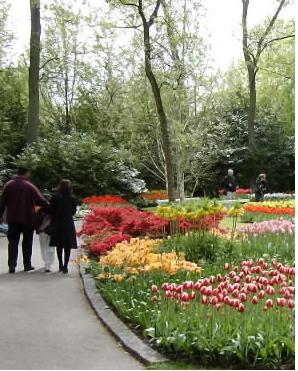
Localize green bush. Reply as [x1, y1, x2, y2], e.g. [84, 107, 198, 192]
[16, 131, 146, 198]
[157, 231, 223, 264]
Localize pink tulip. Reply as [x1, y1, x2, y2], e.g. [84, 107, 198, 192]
[277, 298, 286, 307]
[252, 296, 259, 305]
[151, 285, 158, 293]
[266, 299, 274, 308]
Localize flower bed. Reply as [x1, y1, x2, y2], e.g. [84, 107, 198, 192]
[264, 193, 295, 201]
[142, 190, 168, 200]
[239, 219, 295, 235]
[82, 195, 130, 207]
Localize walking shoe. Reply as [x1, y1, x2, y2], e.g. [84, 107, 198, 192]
[45, 269, 51, 273]
[9, 268, 15, 274]
[24, 266, 35, 272]
[63, 267, 68, 274]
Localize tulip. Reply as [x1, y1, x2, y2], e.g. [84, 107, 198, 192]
[216, 274, 223, 281]
[162, 283, 169, 290]
[288, 300, 295, 309]
[258, 258, 265, 266]
[258, 290, 265, 299]
[227, 284, 234, 293]
[266, 286, 275, 295]
[224, 263, 230, 270]
[205, 286, 213, 296]
[224, 296, 230, 305]
[262, 305, 268, 312]
[181, 292, 190, 302]
[151, 285, 159, 293]
[165, 290, 173, 299]
[222, 289, 228, 297]
[215, 303, 222, 310]
[176, 285, 183, 293]
[217, 293, 224, 302]
[289, 268, 295, 276]
[238, 303, 245, 312]
[201, 295, 208, 305]
[212, 288, 219, 296]
[232, 289, 239, 298]
[210, 296, 218, 305]
[152, 295, 159, 302]
[283, 290, 293, 299]
[210, 276, 216, 284]
[277, 298, 286, 307]
[240, 293, 247, 302]
[266, 299, 274, 308]
[189, 291, 196, 300]
[252, 296, 259, 305]
[245, 275, 252, 283]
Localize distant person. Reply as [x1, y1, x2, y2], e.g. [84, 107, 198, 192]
[0, 166, 48, 273]
[222, 169, 239, 201]
[255, 173, 267, 202]
[35, 199, 55, 272]
[48, 180, 78, 274]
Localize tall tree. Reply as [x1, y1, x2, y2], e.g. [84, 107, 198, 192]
[110, 0, 176, 201]
[241, 0, 293, 151]
[27, 0, 41, 143]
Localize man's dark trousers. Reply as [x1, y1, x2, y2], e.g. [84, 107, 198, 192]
[7, 223, 34, 270]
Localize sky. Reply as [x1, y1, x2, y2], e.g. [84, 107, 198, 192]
[5, 0, 294, 71]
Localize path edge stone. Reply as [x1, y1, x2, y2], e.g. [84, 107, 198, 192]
[79, 263, 168, 366]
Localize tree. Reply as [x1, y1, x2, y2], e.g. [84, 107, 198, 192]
[241, 0, 293, 152]
[109, 0, 176, 201]
[27, 0, 41, 143]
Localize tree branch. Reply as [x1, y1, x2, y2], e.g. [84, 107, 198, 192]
[148, 0, 162, 28]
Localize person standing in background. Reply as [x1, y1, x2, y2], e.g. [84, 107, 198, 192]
[255, 173, 267, 202]
[0, 166, 48, 273]
[48, 179, 78, 274]
[221, 169, 239, 207]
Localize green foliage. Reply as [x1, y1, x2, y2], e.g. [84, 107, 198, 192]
[241, 212, 293, 223]
[16, 131, 146, 198]
[157, 231, 223, 264]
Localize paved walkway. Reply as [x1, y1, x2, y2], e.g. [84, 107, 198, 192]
[0, 227, 143, 370]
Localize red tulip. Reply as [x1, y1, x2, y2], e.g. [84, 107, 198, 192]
[289, 268, 295, 276]
[227, 284, 234, 293]
[201, 295, 208, 305]
[233, 283, 240, 290]
[232, 299, 240, 308]
[181, 292, 190, 302]
[238, 303, 245, 312]
[162, 283, 169, 290]
[210, 296, 218, 305]
[212, 288, 219, 296]
[216, 274, 223, 281]
[248, 259, 254, 267]
[176, 285, 183, 293]
[258, 258, 265, 266]
[266, 299, 274, 308]
[165, 290, 172, 299]
[252, 296, 259, 305]
[288, 287, 295, 294]
[205, 286, 213, 296]
[151, 285, 158, 293]
[217, 293, 224, 302]
[229, 271, 237, 278]
[288, 300, 295, 309]
[210, 276, 216, 284]
[233, 276, 241, 283]
[245, 275, 252, 283]
[277, 298, 286, 307]
[240, 293, 247, 302]
[224, 296, 230, 305]
[258, 290, 265, 299]
[232, 289, 239, 298]
[283, 290, 293, 299]
[189, 291, 196, 300]
[183, 281, 193, 290]
[266, 286, 275, 295]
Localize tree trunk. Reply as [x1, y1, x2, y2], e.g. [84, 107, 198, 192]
[27, 0, 41, 144]
[138, 1, 176, 201]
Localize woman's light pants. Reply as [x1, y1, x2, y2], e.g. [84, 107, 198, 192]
[39, 232, 55, 270]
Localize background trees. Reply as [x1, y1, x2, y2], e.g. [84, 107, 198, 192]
[0, 0, 294, 195]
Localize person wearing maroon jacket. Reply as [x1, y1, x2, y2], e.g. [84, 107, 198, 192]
[0, 166, 48, 273]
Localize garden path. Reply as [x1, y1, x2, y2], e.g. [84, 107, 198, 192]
[0, 225, 143, 370]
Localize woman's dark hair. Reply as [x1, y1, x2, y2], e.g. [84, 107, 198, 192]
[57, 179, 73, 195]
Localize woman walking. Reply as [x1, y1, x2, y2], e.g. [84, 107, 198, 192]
[49, 180, 77, 273]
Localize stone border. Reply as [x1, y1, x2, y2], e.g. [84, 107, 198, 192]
[79, 264, 168, 366]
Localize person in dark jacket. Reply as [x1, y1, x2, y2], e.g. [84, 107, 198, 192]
[255, 173, 267, 202]
[0, 166, 48, 273]
[49, 179, 77, 274]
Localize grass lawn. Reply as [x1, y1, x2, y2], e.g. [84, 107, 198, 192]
[219, 216, 247, 229]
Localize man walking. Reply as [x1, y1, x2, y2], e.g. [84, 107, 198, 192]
[0, 166, 48, 273]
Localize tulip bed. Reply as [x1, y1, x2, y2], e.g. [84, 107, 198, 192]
[241, 200, 295, 223]
[81, 198, 295, 369]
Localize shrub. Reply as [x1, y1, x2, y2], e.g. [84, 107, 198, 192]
[16, 131, 146, 198]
